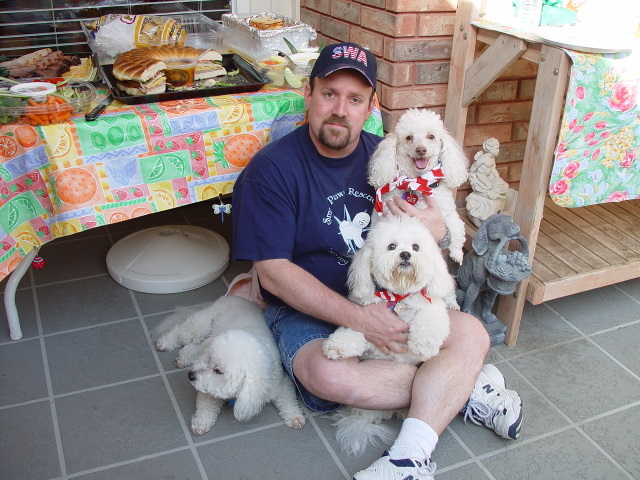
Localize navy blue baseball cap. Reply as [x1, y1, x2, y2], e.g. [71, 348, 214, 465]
[310, 42, 377, 89]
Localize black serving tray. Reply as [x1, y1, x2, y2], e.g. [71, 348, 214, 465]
[100, 53, 272, 105]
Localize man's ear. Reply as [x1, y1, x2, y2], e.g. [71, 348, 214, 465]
[304, 82, 312, 107]
[368, 93, 376, 115]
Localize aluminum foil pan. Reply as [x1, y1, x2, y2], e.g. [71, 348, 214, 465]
[223, 13, 317, 57]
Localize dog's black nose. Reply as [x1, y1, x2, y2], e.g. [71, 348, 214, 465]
[400, 251, 411, 261]
[416, 146, 427, 156]
[188, 371, 196, 382]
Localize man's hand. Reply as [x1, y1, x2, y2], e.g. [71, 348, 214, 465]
[358, 302, 410, 354]
[385, 195, 447, 245]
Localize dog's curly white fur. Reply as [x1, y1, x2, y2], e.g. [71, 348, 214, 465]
[369, 108, 469, 264]
[322, 215, 454, 455]
[153, 296, 305, 435]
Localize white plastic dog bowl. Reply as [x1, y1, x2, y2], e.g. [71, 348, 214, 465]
[106, 225, 229, 294]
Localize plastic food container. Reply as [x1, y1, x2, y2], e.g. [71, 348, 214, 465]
[164, 59, 197, 90]
[9, 82, 57, 102]
[82, 13, 228, 65]
[59, 80, 97, 113]
[254, 51, 318, 89]
[224, 13, 316, 62]
[0, 80, 96, 125]
[177, 14, 229, 51]
[289, 51, 319, 76]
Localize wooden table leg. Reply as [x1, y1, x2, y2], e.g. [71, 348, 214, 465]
[497, 45, 571, 345]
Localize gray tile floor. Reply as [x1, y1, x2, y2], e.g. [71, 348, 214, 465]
[1, 200, 639, 480]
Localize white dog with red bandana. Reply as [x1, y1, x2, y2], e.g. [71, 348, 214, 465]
[369, 108, 469, 264]
[322, 215, 454, 455]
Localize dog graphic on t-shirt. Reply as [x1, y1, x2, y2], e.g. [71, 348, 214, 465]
[335, 209, 370, 253]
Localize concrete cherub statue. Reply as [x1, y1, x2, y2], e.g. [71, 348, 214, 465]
[465, 138, 517, 228]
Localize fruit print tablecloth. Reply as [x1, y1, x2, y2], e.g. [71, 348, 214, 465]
[0, 88, 385, 281]
[549, 50, 639, 207]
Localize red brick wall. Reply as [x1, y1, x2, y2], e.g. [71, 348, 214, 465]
[300, 0, 537, 202]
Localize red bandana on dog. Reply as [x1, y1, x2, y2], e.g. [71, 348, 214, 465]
[375, 288, 432, 310]
[373, 164, 445, 214]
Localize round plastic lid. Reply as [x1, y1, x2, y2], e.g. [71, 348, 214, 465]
[10, 82, 57, 102]
[106, 225, 230, 294]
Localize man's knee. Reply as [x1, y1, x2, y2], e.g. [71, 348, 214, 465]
[293, 341, 360, 403]
[448, 310, 491, 356]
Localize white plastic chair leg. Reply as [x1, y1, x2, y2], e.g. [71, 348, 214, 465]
[4, 249, 37, 340]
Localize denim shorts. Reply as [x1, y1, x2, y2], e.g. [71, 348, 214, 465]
[264, 305, 342, 413]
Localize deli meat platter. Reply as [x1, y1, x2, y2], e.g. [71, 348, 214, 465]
[100, 54, 272, 105]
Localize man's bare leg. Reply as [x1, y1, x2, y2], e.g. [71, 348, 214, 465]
[292, 310, 489, 430]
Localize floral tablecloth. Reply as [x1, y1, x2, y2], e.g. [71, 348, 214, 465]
[0, 89, 384, 281]
[473, 18, 639, 208]
[549, 50, 639, 207]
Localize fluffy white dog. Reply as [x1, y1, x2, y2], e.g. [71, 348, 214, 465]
[369, 108, 469, 264]
[153, 296, 306, 435]
[322, 215, 455, 455]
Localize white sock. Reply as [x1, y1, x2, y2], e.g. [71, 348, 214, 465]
[388, 418, 438, 461]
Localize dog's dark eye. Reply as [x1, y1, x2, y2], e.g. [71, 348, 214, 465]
[427, 134, 435, 140]
[405, 135, 413, 142]
[387, 243, 397, 250]
[412, 244, 420, 251]
[213, 367, 223, 375]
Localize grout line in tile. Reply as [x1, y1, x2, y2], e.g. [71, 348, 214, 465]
[441, 410, 640, 479]
[33, 272, 112, 289]
[574, 425, 637, 479]
[508, 354, 577, 425]
[440, 425, 495, 479]
[613, 283, 640, 306]
[188, 419, 311, 447]
[44, 373, 167, 400]
[129, 288, 210, 480]
[495, 335, 585, 365]
[32, 267, 68, 477]
[38, 316, 140, 340]
[499, 312, 640, 479]
[443, 424, 578, 469]
[304, 409, 351, 480]
[62, 445, 196, 479]
[0, 395, 50, 411]
[543, 303, 640, 382]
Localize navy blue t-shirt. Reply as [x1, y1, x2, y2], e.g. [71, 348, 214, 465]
[232, 123, 383, 306]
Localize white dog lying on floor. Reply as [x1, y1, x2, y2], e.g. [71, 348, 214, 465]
[369, 108, 469, 264]
[322, 215, 455, 455]
[153, 296, 306, 435]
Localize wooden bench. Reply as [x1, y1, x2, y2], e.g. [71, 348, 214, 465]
[445, 0, 640, 345]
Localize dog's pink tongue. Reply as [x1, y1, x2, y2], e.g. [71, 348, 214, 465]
[415, 158, 428, 170]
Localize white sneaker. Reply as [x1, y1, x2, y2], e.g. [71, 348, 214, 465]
[352, 451, 436, 480]
[461, 364, 523, 440]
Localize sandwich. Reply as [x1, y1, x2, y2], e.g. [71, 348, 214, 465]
[112, 54, 167, 95]
[194, 49, 227, 87]
[112, 46, 228, 95]
[248, 15, 285, 30]
[116, 70, 166, 95]
[116, 71, 167, 95]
